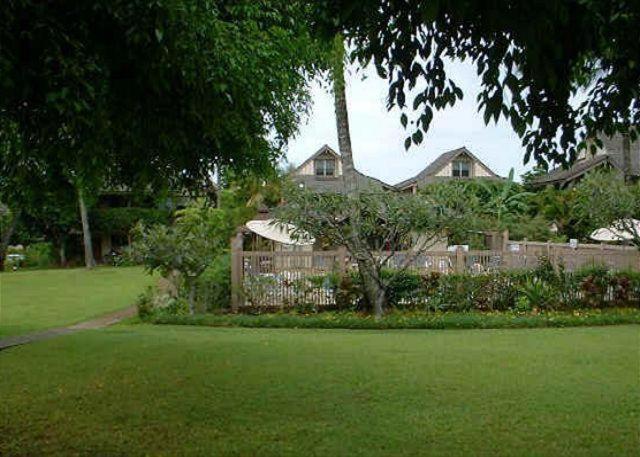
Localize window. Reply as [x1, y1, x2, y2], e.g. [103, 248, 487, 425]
[314, 158, 336, 177]
[452, 160, 470, 178]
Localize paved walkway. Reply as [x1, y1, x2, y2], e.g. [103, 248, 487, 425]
[0, 306, 137, 351]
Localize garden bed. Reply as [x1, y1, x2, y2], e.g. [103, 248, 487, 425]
[148, 308, 640, 330]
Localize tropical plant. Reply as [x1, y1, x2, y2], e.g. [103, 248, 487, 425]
[130, 200, 246, 313]
[276, 187, 473, 318]
[478, 169, 534, 224]
[574, 170, 640, 247]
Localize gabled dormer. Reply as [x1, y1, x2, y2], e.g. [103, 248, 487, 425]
[290, 145, 393, 193]
[294, 145, 342, 179]
[395, 146, 501, 192]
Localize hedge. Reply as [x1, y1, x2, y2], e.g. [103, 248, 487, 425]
[148, 308, 640, 330]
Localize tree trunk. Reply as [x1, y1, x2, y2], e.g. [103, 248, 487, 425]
[332, 35, 387, 318]
[0, 209, 20, 271]
[360, 264, 387, 318]
[622, 132, 632, 182]
[77, 186, 96, 269]
[332, 36, 358, 196]
[59, 238, 67, 267]
[187, 279, 196, 315]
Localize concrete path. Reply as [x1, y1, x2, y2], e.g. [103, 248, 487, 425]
[0, 306, 137, 351]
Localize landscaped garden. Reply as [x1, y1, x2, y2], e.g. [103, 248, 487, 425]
[0, 266, 152, 337]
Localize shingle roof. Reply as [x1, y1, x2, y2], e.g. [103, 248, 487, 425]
[291, 145, 395, 193]
[532, 134, 640, 187]
[532, 154, 612, 186]
[395, 146, 499, 189]
[292, 170, 393, 194]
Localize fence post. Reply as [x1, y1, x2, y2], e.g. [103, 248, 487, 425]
[337, 245, 348, 275]
[230, 231, 244, 312]
[501, 229, 510, 269]
[455, 247, 465, 273]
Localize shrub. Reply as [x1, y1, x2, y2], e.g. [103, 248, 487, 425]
[195, 254, 231, 311]
[136, 285, 190, 319]
[236, 260, 640, 314]
[23, 242, 54, 269]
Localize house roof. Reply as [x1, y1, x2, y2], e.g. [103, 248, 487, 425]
[293, 144, 341, 174]
[532, 154, 613, 187]
[394, 146, 500, 189]
[292, 145, 395, 193]
[532, 134, 640, 187]
[293, 171, 393, 193]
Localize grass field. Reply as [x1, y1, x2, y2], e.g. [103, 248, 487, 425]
[0, 267, 153, 337]
[1, 324, 638, 456]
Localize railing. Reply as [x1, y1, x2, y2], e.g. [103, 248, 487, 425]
[230, 240, 640, 310]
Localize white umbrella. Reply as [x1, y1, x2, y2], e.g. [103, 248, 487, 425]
[245, 219, 315, 246]
[590, 219, 640, 242]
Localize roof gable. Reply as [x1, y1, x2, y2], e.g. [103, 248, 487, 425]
[395, 146, 499, 188]
[293, 144, 340, 174]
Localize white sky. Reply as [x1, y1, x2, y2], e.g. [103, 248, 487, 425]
[285, 61, 534, 185]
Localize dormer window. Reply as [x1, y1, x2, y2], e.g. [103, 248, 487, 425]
[452, 160, 470, 178]
[315, 158, 336, 177]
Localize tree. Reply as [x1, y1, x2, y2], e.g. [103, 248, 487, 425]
[530, 186, 587, 241]
[574, 170, 640, 247]
[0, 1, 322, 266]
[276, 188, 472, 317]
[315, 1, 640, 165]
[131, 199, 248, 313]
[477, 169, 534, 225]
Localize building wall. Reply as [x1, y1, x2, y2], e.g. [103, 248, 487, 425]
[435, 163, 452, 177]
[473, 162, 494, 177]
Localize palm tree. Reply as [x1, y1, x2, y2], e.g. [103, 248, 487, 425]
[331, 35, 357, 197]
[331, 36, 386, 318]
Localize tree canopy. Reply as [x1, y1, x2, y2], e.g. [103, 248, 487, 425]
[316, 0, 640, 166]
[0, 0, 322, 190]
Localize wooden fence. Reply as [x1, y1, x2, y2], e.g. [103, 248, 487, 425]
[230, 239, 640, 310]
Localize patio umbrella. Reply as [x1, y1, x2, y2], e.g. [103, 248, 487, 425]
[590, 219, 640, 242]
[245, 219, 315, 246]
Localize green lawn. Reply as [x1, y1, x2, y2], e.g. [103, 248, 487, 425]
[0, 266, 153, 337]
[1, 324, 638, 456]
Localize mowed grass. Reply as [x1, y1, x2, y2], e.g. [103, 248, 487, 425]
[0, 267, 153, 337]
[1, 324, 638, 456]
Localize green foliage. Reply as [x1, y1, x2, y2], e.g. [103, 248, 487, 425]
[420, 177, 558, 242]
[573, 170, 640, 246]
[318, 1, 639, 164]
[91, 208, 171, 234]
[151, 308, 640, 330]
[130, 197, 250, 312]
[23, 242, 54, 269]
[237, 264, 640, 315]
[195, 254, 232, 311]
[0, 0, 325, 217]
[276, 186, 475, 314]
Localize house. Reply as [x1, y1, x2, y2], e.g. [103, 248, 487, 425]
[532, 133, 640, 188]
[290, 145, 394, 193]
[394, 146, 502, 193]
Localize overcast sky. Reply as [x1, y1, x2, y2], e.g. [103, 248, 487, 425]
[285, 61, 534, 185]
